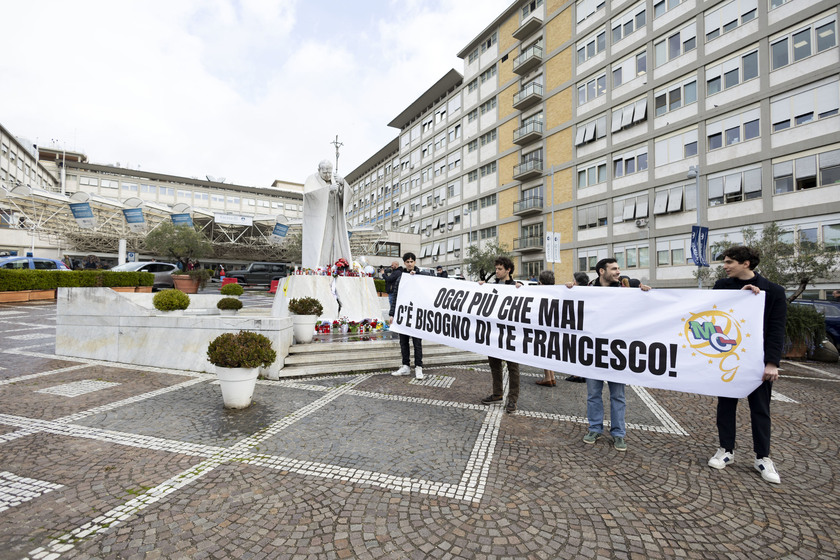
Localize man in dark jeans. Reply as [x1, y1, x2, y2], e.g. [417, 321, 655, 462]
[708, 246, 786, 484]
[383, 260, 402, 317]
[389, 253, 433, 380]
[478, 256, 522, 413]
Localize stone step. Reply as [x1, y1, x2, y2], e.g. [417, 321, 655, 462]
[283, 342, 473, 365]
[277, 349, 486, 378]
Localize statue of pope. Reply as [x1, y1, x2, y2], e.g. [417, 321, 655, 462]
[301, 160, 353, 269]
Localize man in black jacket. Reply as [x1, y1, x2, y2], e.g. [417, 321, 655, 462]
[478, 256, 522, 413]
[389, 253, 434, 380]
[708, 246, 787, 484]
[383, 261, 402, 314]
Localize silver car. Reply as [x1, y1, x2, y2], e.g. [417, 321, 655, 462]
[110, 261, 178, 291]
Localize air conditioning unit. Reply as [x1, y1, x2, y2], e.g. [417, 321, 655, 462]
[635, 218, 648, 228]
[454, 251, 461, 258]
[447, 224, 453, 231]
[432, 256, 439, 262]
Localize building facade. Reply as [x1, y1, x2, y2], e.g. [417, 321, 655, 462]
[347, 0, 839, 293]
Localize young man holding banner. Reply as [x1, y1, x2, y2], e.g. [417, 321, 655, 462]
[576, 258, 651, 451]
[390, 253, 433, 380]
[708, 246, 786, 484]
[478, 256, 523, 413]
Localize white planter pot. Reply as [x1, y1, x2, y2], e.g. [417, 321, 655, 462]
[215, 366, 259, 408]
[218, 309, 237, 316]
[292, 315, 318, 344]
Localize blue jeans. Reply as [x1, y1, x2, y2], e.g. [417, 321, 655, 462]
[586, 379, 626, 437]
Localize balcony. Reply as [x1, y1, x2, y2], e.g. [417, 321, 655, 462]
[513, 44, 543, 75]
[513, 159, 543, 180]
[512, 82, 544, 111]
[513, 121, 543, 146]
[512, 15, 543, 41]
[513, 196, 543, 216]
[514, 235, 545, 252]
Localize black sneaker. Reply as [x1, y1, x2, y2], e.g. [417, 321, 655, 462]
[505, 400, 517, 413]
[565, 375, 586, 383]
[481, 394, 503, 405]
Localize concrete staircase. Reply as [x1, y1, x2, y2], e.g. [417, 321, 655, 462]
[278, 335, 487, 378]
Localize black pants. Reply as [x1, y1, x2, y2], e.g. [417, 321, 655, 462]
[489, 357, 520, 404]
[716, 380, 772, 458]
[399, 334, 423, 367]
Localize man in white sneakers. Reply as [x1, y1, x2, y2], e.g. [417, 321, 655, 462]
[389, 252, 433, 380]
[707, 246, 787, 484]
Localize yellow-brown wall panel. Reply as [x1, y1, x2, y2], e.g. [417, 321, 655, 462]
[498, 183, 518, 221]
[498, 11, 519, 55]
[497, 117, 517, 155]
[497, 151, 519, 189]
[545, 4, 572, 52]
[545, 48, 572, 93]
[545, 87, 573, 130]
[545, 130, 573, 176]
[545, 167, 574, 206]
[499, 221, 517, 253]
[497, 83, 517, 125]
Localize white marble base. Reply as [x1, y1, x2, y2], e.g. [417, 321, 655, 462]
[55, 288, 293, 379]
[271, 276, 383, 322]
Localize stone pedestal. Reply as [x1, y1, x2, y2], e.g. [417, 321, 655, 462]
[271, 276, 383, 322]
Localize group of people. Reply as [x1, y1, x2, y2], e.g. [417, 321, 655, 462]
[384, 246, 786, 485]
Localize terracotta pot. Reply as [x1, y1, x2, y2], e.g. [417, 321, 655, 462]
[0, 291, 31, 303]
[135, 286, 153, 293]
[110, 287, 136, 293]
[27, 289, 56, 301]
[172, 275, 199, 294]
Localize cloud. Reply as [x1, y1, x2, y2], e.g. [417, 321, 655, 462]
[0, 0, 512, 187]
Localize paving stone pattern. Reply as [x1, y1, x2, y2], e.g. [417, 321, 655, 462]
[0, 300, 839, 559]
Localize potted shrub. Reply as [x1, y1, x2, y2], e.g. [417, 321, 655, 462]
[220, 282, 244, 297]
[172, 268, 213, 294]
[206, 330, 277, 408]
[287, 296, 323, 344]
[152, 289, 190, 314]
[785, 303, 826, 359]
[217, 297, 243, 316]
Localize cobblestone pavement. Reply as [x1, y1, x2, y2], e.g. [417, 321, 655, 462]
[1, 300, 838, 559]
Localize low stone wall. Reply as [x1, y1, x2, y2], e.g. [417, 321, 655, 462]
[55, 288, 293, 379]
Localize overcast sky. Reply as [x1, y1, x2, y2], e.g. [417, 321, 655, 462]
[1, 0, 513, 187]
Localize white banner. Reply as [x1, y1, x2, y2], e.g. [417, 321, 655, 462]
[391, 276, 768, 398]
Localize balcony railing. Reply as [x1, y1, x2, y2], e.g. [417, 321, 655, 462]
[512, 82, 544, 110]
[513, 159, 544, 180]
[514, 236, 545, 251]
[513, 196, 544, 215]
[513, 44, 543, 75]
[513, 121, 544, 145]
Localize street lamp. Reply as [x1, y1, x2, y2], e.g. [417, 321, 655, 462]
[463, 206, 472, 279]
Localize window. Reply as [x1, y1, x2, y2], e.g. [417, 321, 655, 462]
[824, 224, 840, 252]
[577, 161, 607, 189]
[706, 49, 758, 95]
[578, 247, 608, 272]
[656, 238, 691, 266]
[575, 115, 607, 146]
[610, 98, 647, 133]
[101, 179, 118, 189]
[479, 162, 497, 177]
[522, 0, 543, 18]
[468, 49, 479, 64]
[614, 193, 650, 223]
[770, 79, 840, 132]
[576, 0, 606, 24]
[770, 0, 791, 9]
[578, 202, 608, 229]
[612, 1, 646, 44]
[708, 166, 762, 205]
[613, 50, 647, 87]
[479, 97, 497, 115]
[771, 15, 837, 70]
[577, 73, 607, 105]
[435, 159, 446, 177]
[434, 133, 446, 152]
[655, 75, 697, 117]
[480, 31, 497, 53]
[704, 0, 757, 42]
[467, 139, 478, 152]
[79, 176, 98, 187]
[479, 65, 497, 84]
[422, 117, 433, 133]
[654, 22, 696, 67]
[654, 0, 686, 19]
[577, 29, 607, 64]
[653, 183, 696, 215]
[613, 145, 648, 178]
[480, 193, 497, 208]
[480, 226, 497, 239]
[707, 107, 760, 151]
[467, 109, 478, 123]
[447, 181, 461, 198]
[447, 152, 461, 171]
[773, 147, 840, 194]
[479, 129, 497, 146]
[522, 222, 544, 241]
[654, 128, 698, 166]
[614, 244, 650, 269]
[448, 124, 461, 142]
[468, 170, 478, 182]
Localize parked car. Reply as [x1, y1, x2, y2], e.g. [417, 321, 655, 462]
[790, 299, 840, 346]
[0, 256, 70, 270]
[225, 262, 287, 286]
[110, 261, 178, 291]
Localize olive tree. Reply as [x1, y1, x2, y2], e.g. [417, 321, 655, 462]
[143, 222, 212, 262]
[464, 239, 510, 282]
